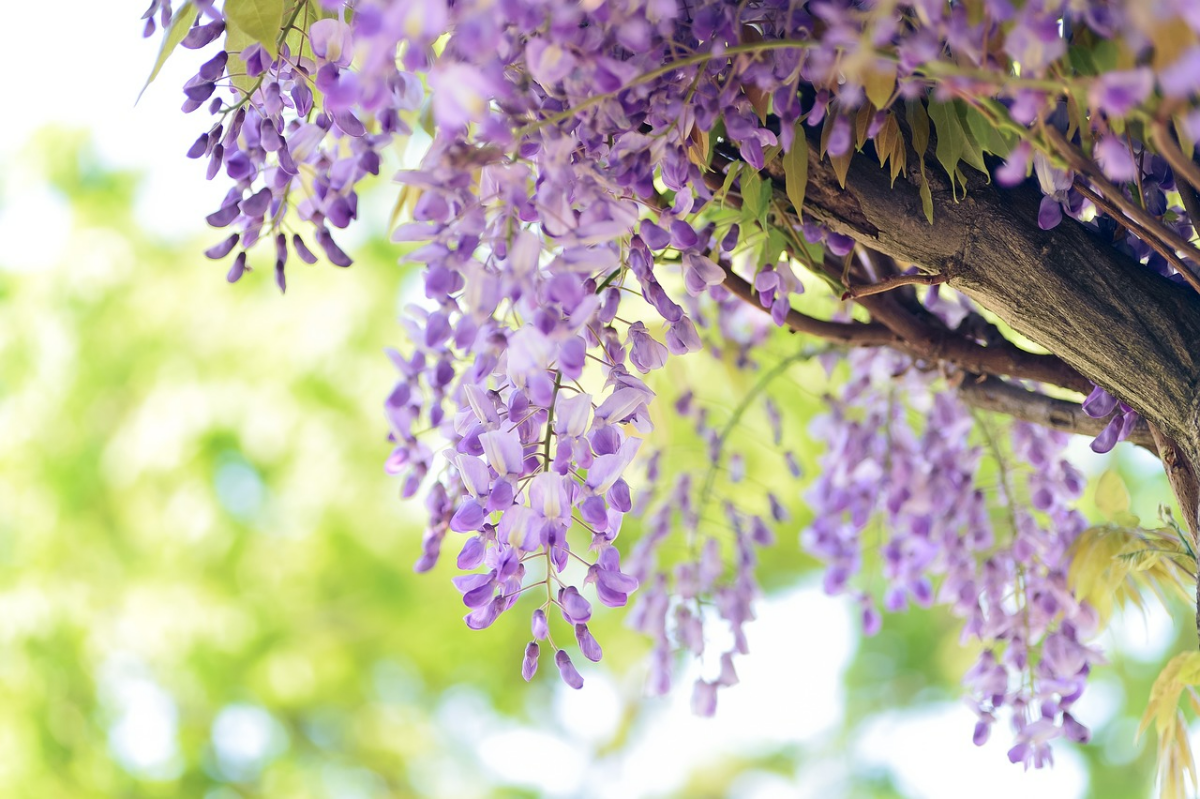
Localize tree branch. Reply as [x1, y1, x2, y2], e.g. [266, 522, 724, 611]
[761, 126, 1200, 464]
[719, 265, 902, 347]
[958, 374, 1155, 450]
[842, 272, 949, 300]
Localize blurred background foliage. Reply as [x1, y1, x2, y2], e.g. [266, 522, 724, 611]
[0, 129, 1189, 798]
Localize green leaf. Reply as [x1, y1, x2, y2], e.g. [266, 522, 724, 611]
[962, 106, 1012, 158]
[760, 228, 788, 268]
[224, 24, 259, 95]
[138, 1, 196, 102]
[1092, 39, 1119, 73]
[741, 169, 766, 221]
[906, 101, 935, 223]
[862, 64, 896, 111]
[1096, 469, 1131, 519]
[906, 100, 930, 160]
[782, 125, 808, 217]
[717, 162, 743, 209]
[919, 178, 934, 224]
[225, 0, 287, 57]
[927, 101, 965, 194]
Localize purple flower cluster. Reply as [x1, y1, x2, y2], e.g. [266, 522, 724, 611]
[162, 2, 427, 287]
[142, 0, 1200, 763]
[806, 347, 1097, 766]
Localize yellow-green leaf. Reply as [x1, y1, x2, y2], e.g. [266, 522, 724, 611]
[782, 125, 808, 217]
[906, 100, 935, 223]
[855, 103, 874, 150]
[1096, 469, 1131, 518]
[1140, 653, 1189, 740]
[225, 0, 287, 57]
[830, 151, 852, 189]
[919, 179, 933, 224]
[741, 169, 766, 221]
[862, 64, 896, 111]
[139, 1, 196, 101]
[224, 24, 259, 95]
[906, 100, 931, 163]
[1177, 116, 1196, 161]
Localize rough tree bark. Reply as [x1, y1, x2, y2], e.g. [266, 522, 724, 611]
[741, 130, 1200, 640]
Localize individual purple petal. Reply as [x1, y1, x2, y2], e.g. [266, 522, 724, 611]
[628, 322, 669, 373]
[479, 429, 525, 477]
[1160, 46, 1200, 98]
[198, 50, 229, 81]
[1117, 410, 1140, 443]
[1081, 385, 1117, 418]
[554, 649, 584, 689]
[449, 499, 487, 532]
[239, 187, 272, 218]
[457, 536, 486, 570]
[559, 585, 592, 623]
[691, 679, 717, 716]
[1090, 413, 1123, 453]
[1094, 135, 1137, 182]
[531, 608, 549, 640]
[1089, 68, 1152, 117]
[521, 641, 540, 681]
[465, 596, 503, 630]
[315, 227, 353, 267]
[995, 142, 1031, 187]
[1062, 713, 1090, 743]
[1037, 196, 1062, 230]
[206, 201, 241, 228]
[226, 251, 247, 283]
[596, 566, 638, 596]
[607, 479, 632, 513]
[309, 18, 353, 66]
[665, 316, 702, 354]
[682, 253, 726, 296]
[580, 496, 609, 529]
[826, 115, 851, 157]
[292, 234, 318, 264]
[554, 392, 592, 437]
[187, 133, 210, 159]
[205, 233, 239, 259]
[717, 653, 739, 687]
[639, 219, 671, 250]
[181, 20, 224, 49]
[241, 43, 271, 78]
[575, 624, 603, 662]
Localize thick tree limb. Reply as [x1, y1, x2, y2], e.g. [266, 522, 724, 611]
[765, 130, 1200, 466]
[958, 375, 1155, 450]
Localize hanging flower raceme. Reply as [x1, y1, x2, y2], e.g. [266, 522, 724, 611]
[143, 0, 1200, 770]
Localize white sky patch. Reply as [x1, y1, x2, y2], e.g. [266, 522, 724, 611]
[1103, 602, 1178, 664]
[581, 584, 854, 798]
[1, 3, 225, 243]
[211, 703, 289, 781]
[0, 183, 72, 272]
[99, 655, 183, 781]
[854, 703, 1089, 799]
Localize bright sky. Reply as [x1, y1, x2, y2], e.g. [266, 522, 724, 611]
[0, 4, 1173, 797]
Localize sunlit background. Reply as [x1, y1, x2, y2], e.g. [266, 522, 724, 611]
[0, 4, 1190, 797]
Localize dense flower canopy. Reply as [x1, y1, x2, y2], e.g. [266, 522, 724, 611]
[142, 0, 1200, 789]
